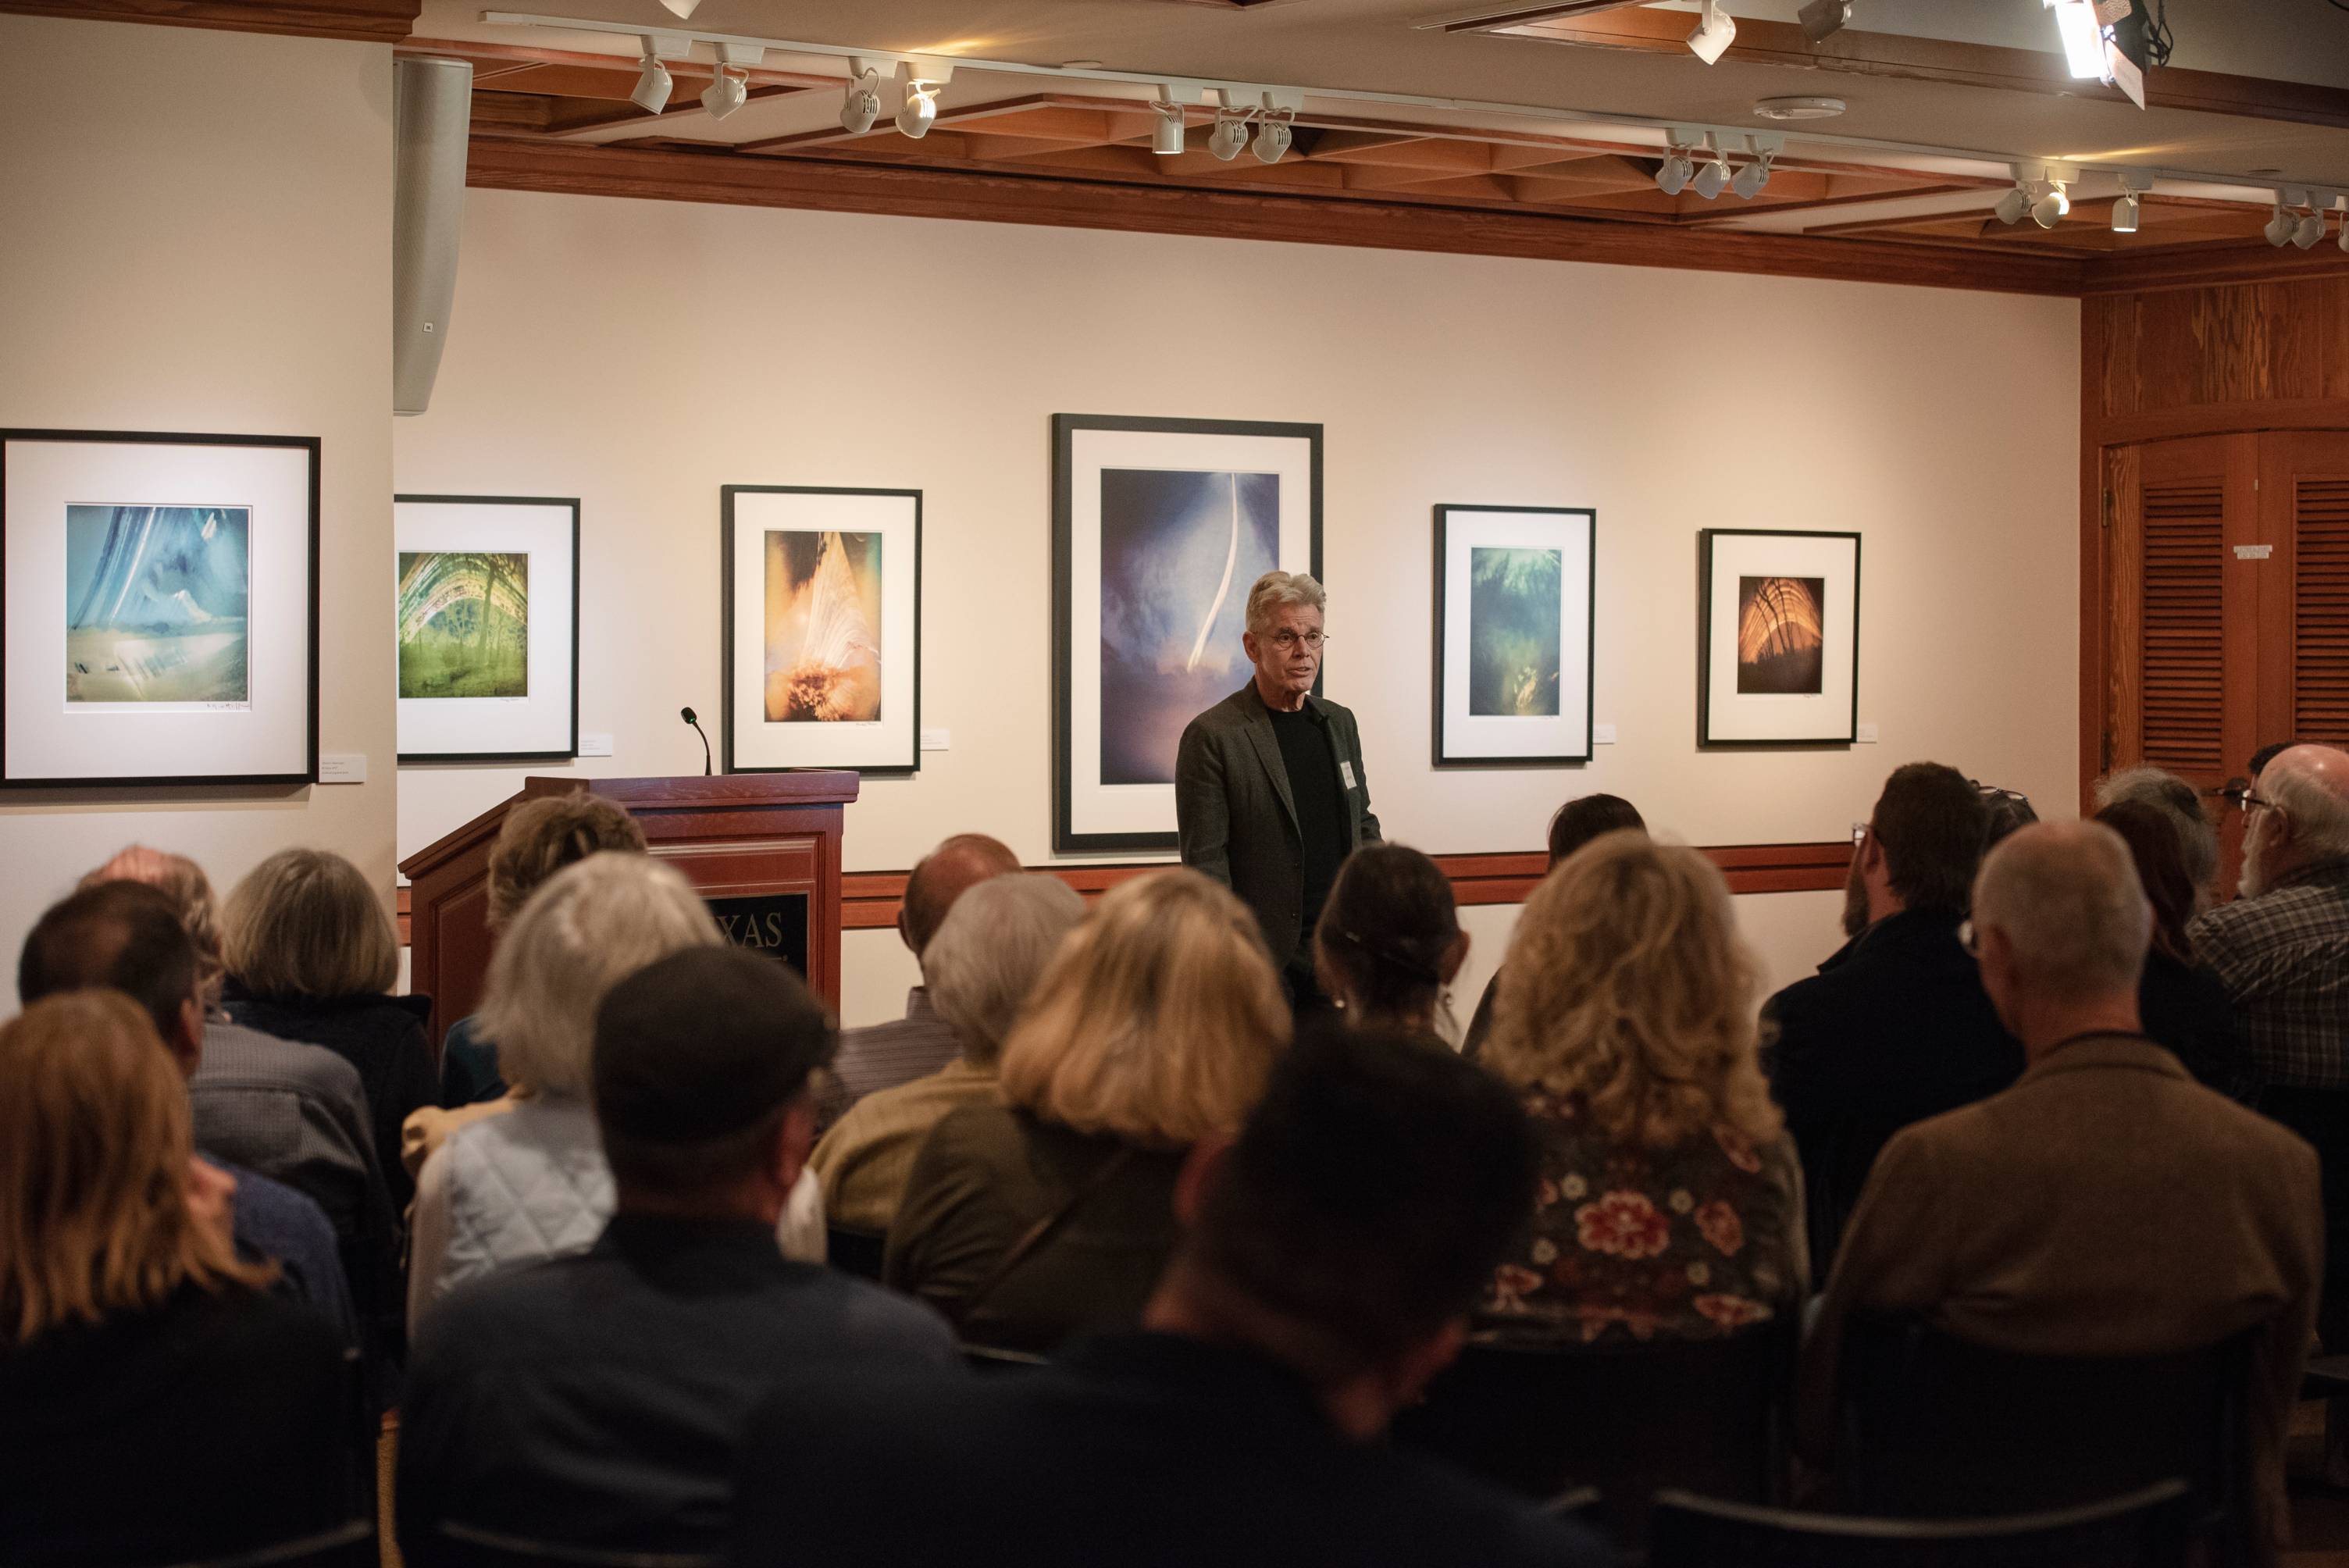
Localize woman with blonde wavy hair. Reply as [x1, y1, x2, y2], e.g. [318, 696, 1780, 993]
[1479, 832, 1805, 1342]
[886, 867, 1289, 1352]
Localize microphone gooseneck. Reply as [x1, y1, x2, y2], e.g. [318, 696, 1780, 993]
[679, 706, 712, 777]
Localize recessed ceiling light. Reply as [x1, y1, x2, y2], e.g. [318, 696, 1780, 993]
[1753, 96, 1845, 121]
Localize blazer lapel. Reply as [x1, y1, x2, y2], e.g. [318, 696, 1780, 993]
[1235, 690, 1300, 832]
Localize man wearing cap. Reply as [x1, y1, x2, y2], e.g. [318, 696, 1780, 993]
[396, 949, 957, 1559]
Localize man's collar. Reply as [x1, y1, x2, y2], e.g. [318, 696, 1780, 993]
[2019, 1033, 2187, 1085]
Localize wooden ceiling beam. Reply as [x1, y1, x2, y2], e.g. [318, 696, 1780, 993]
[0, 0, 416, 44]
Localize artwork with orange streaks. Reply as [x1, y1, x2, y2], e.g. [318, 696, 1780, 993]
[1735, 576, 1824, 695]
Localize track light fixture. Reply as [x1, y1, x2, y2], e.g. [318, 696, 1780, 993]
[894, 60, 940, 138]
[2045, 0, 2112, 80]
[1994, 182, 2030, 226]
[2264, 194, 2297, 248]
[700, 64, 746, 119]
[2297, 206, 2326, 250]
[1207, 109, 1249, 162]
[1798, 0, 1852, 41]
[1692, 144, 1731, 201]
[2031, 180, 2069, 229]
[1253, 112, 1293, 165]
[2109, 169, 2151, 233]
[1729, 134, 1780, 200]
[1150, 99, 1185, 156]
[840, 65, 882, 134]
[1686, 0, 1735, 64]
[657, 0, 699, 16]
[2338, 197, 2349, 255]
[629, 40, 674, 115]
[1655, 136, 1695, 197]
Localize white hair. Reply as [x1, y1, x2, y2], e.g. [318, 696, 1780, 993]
[1245, 571, 1326, 636]
[2265, 753, 2349, 864]
[923, 875, 1087, 1067]
[2094, 764, 2218, 890]
[1973, 821, 2151, 1002]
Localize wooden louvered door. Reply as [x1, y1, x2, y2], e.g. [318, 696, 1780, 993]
[2264, 431, 2349, 752]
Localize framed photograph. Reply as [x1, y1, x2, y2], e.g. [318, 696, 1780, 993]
[394, 495, 579, 763]
[1053, 414, 1322, 854]
[722, 486, 921, 776]
[1698, 528, 1861, 747]
[1433, 505, 1595, 768]
[2, 429, 317, 788]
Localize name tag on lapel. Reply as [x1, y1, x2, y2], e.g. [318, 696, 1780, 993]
[1340, 760, 1358, 790]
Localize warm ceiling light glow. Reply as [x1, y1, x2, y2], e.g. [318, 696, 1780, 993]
[1687, 0, 1735, 64]
[1151, 102, 1185, 155]
[2030, 183, 2070, 229]
[2046, 0, 2108, 80]
[2110, 193, 2140, 233]
[897, 81, 938, 137]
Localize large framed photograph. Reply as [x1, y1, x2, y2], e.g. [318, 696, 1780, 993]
[1434, 505, 1595, 768]
[2, 429, 317, 787]
[1053, 414, 1322, 854]
[394, 495, 579, 763]
[722, 486, 921, 776]
[1698, 528, 1861, 747]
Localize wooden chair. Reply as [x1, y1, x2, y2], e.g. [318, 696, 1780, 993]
[168, 1520, 377, 1568]
[429, 1523, 719, 1568]
[1645, 1480, 2194, 1568]
[824, 1224, 886, 1282]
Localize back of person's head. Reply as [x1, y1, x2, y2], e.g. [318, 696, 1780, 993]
[487, 793, 647, 931]
[1183, 1027, 1538, 1381]
[1975, 782, 2040, 852]
[0, 992, 267, 1344]
[2093, 800, 2198, 964]
[1547, 793, 1645, 867]
[593, 947, 836, 1206]
[1490, 832, 1777, 1152]
[923, 875, 1087, 1068]
[1870, 762, 1990, 917]
[18, 881, 201, 1048]
[2257, 745, 2349, 877]
[1973, 822, 2151, 1003]
[998, 868, 1288, 1148]
[1313, 844, 1459, 1025]
[2094, 764, 2218, 893]
[901, 834, 1022, 957]
[222, 848, 398, 1001]
[79, 846, 226, 1009]
[479, 854, 722, 1097]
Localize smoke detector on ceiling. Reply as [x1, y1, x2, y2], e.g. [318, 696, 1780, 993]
[1753, 96, 1846, 121]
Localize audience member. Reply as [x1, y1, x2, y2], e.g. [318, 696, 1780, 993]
[886, 868, 1288, 1352]
[819, 833, 1021, 1131]
[1801, 822, 2320, 1556]
[222, 848, 435, 1208]
[1463, 793, 1645, 1059]
[397, 949, 954, 1561]
[1313, 843, 1467, 1044]
[741, 1028, 1607, 1568]
[2250, 741, 2296, 781]
[811, 875, 1085, 1235]
[1763, 762, 2021, 1272]
[2094, 800, 2244, 1099]
[2097, 763, 2221, 906]
[1975, 780, 2039, 850]
[0, 992, 356, 1567]
[1479, 833, 1804, 1341]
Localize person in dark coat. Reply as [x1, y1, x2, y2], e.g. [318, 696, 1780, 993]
[2094, 798, 2244, 1099]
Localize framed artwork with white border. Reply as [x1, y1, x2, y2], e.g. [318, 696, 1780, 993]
[1433, 504, 1595, 768]
[1052, 413, 1323, 854]
[2, 428, 318, 788]
[1698, 528, 1861, 747]
[394, 494, 579, 763]
[722, 486, 921, 776]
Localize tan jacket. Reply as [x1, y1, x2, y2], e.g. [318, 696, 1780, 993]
[1799, 1036, 2321, 1557]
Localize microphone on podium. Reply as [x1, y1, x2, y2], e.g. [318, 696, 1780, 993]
[680, 707, 713, 776]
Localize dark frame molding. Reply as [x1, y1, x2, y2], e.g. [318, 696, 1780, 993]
[1695, 527, 1863, 749]
[1431, 503, 1597, 769]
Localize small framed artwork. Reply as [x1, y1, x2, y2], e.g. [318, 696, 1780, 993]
[394, 495, 579, 763]
[2, 428, 318, 787]
[1433, 505, 1595, 768]
[722, 486, 921, 776]
[1053, 414, 1322, 854]
[1698, 528, 1861, 747]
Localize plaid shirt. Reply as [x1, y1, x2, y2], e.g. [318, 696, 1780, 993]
[2189, 859, 2349, 1091]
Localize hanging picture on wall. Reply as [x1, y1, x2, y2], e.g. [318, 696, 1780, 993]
[394, 495, 579, 763]
[2, 429, 317, 786]
[723, 486, 921, 775]
[1698, 529, 1861, 746]
[1434, 506, 1595, 767]
[1053, 415, 1323, 854]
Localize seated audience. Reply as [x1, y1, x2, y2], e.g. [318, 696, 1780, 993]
[1974, 780, 2039, 850]
[1464, 793, 1644, 1059]
[409, 853, 822, 1327]
[1479, 832, 1804, 1341]
[0, 992, 356, 1568]
[2249, 740, 2296, 782]
[398, 948, 954, 1560]
[222, 847, 435, 1207]
[2094, 800, 2244, 1099]
[1313, 843, 1468, 1044]
[811, 875, 1085, 1234]
[886, 868, 1288, 1352]
[1763, 762, 2020, 1272]
[820, 832, 1021, 1131]
[2096, 762, 2220, 907]
[740, 1029, 1609, 1568]
[1800, 821, 2320, 1556]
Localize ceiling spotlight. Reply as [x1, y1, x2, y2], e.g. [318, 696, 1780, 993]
[1692, 151, 1731, 201]
[1207, 112, 1249, 162]
[629, 48, 673, 116]
[2111, 193, 2140, 233]
[700, 65, 747, 120]
[1687, 0, 1736, 64]
[1656, 148, 1694, 196]
[840, 68, 882, 134]
[1731, 155, 1772, 200]
[2264, 200, 2294, 248]
[1993, 184, 2029, 225]
[1253, 115, 1292, 165]
[2296, 207, 2326, 250]
[2031, 182, 2069, 229]
[2045, 0, 2111, 80]
[657, 0, 699, 15]
[1151, 101, 1185, 156]
[897, 80, 938, 138]
[1798, 0, 1852, 41]
[2338, 198, 2349, 253]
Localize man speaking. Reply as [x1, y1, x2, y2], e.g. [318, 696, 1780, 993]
[1177, 572, 1380, 1014]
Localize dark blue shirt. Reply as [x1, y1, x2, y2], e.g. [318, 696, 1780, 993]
[212, 1156, 355, 1349]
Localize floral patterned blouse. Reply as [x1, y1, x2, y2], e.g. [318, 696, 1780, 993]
[1479, 1089, 1808, 1343]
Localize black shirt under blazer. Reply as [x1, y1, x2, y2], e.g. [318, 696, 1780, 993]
[1175, 685, 1381, 969]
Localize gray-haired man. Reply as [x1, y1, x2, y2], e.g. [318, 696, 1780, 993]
[1174, 571, 1380, 1014]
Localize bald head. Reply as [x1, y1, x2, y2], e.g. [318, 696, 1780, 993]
[2244, 744, 2349, 896]
[900, 834, 1022, 958]
[1973, 822, 2151, 1012]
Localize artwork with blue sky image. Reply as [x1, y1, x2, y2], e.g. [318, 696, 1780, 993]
[65, 504, 249, 705]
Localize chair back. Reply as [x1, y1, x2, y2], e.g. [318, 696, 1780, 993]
[430, 1523, 720, 1568]
[169, 1520, 378, 1568]
[825, 1224, 886, 1282]
[961, 1342, 1049, 1374]
[1647, 1480, 2194, 1568]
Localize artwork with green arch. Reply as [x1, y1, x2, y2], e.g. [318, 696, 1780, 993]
[397, 551, 529, 699]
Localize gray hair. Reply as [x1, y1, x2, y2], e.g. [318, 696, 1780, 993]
[923, 875, 1087, 1067]
[1245, 571, 1326, 636]
[2094, 765, 2218, 891]
[2264, 748, 2349, 863]
[1973, 821, 2151, 1002]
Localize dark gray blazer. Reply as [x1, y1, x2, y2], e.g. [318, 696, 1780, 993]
[1175, 685, 1381, 968]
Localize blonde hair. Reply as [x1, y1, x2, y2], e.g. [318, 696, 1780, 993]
[487, 793, 648, 932]
[81, 845, 226, 1010]
[997, 868, 1287, 1147]
[0, 992, 269, 1344]
[1487, 833, 1780, 1152]
[477, 854, 722, 1096]
[223, 849, 399, 1000]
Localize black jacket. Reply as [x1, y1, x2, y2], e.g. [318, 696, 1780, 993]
[2139, 950, 2246, 1102]
[223, 988, 437, 1211]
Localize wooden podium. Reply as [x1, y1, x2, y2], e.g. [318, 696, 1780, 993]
[399, 772, 860, 1042]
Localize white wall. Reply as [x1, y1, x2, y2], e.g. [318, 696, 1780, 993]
[0, 16, 395, 1009]
[394, 189, 2079, 1024]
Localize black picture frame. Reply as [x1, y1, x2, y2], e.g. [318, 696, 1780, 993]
[393, 494, 582, 764]
[1431, 504, 1597, 769]
[1, 427, 319, 789]
[1696, 527, 1862, 748]
[721, 485, 923, 778]
[1051, 413, 1324, 855]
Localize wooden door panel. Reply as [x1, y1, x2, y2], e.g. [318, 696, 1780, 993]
[2262, 430, 2349, 750]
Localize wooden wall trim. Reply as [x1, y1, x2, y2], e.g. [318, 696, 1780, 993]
[2092, 399, 2349, 447]
[2080, 244, 2349, 298]
[0, 0, 419, 45]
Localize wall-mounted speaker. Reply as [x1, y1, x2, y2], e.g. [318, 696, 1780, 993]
[393, 56, 473, 417]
